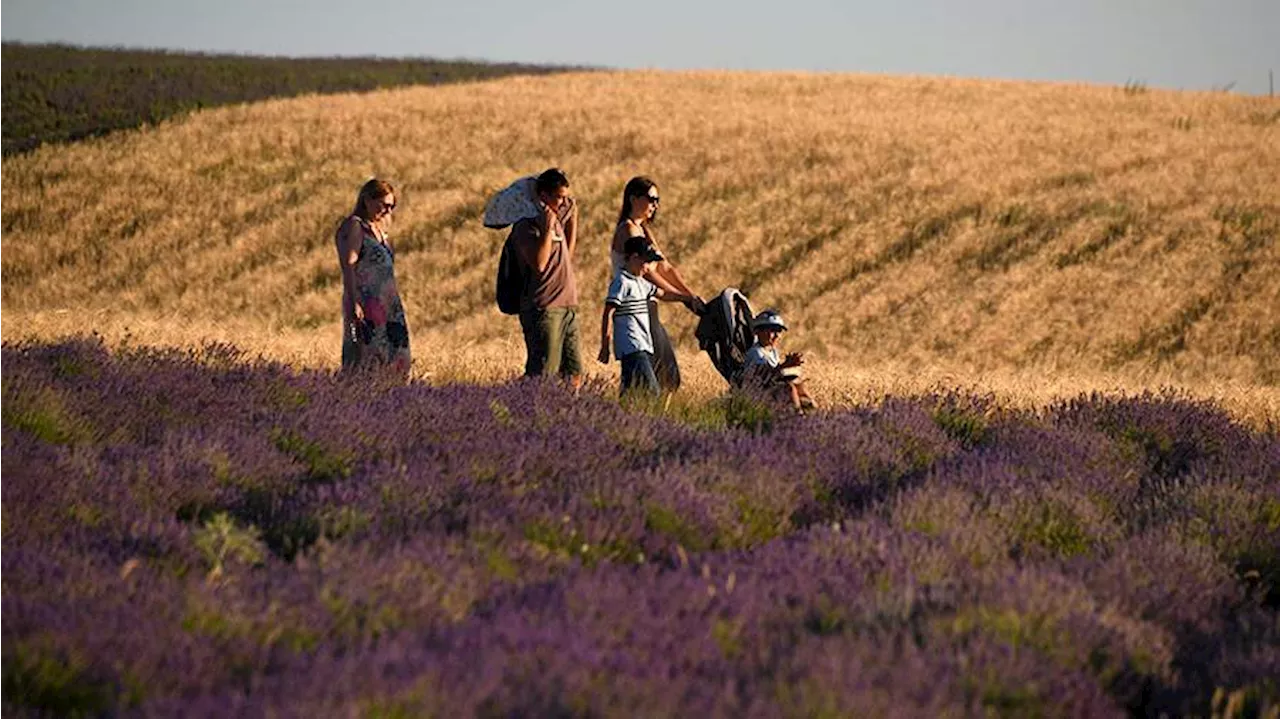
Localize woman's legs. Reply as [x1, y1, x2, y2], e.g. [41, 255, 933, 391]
[648, 301, 681, 391]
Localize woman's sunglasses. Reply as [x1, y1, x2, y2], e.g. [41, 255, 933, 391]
[645, 194, 660, 204]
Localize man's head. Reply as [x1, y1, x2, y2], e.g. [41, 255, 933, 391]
[535, 167, 571, 213]
[623, 236, 664, 273]
[751, 309, 788, 346]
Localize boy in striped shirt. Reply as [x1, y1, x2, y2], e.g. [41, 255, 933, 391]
[598, 237, 695, 395]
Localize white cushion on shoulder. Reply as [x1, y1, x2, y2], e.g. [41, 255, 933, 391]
[483, 176, 540, 229]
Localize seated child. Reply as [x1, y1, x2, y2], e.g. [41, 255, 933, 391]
[598, 237, 695, 395]
[743, 309, 818, 412]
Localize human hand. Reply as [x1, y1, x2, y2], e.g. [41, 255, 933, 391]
[355, 319, 374, 345]
[541, 202, 558, 234]
[690, 295, 707, 314]
[782, 352, 805, 368]
[598, 345, 610, 364]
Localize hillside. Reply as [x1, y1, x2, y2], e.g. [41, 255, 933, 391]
[1, 42, 575, 155]
[2, 70, 1278, 413]
[4, 68, 1279, 715]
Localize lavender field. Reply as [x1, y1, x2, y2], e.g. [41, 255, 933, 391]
[2, 43, 572, 155]
[3, 338, 1278, 717]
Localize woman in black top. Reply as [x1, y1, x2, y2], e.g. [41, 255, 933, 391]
[610, 176, 704, 391]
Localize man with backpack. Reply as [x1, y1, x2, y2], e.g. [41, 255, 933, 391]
[506, 168, 582, 387]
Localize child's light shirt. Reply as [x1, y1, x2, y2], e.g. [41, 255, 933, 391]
[744, 343, 780, 369]
[605, 269, 657, 357]
[745, 343, 802, 383]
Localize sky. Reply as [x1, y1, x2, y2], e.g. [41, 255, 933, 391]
[3, 0, 1279, 95]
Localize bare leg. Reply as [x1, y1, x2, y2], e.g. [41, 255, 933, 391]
[796, 381, 817, 410]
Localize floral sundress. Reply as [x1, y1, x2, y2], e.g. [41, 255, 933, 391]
[340, 217, 411, 376]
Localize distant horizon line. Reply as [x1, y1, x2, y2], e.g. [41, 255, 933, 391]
[3, 39, 1274, 97]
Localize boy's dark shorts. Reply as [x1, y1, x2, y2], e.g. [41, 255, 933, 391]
[519, 306, 582, 378]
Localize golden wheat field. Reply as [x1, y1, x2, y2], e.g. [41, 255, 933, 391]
[2, 71, 1278, 422]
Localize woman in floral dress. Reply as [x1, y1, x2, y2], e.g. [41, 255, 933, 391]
[336, 178, 411, 378]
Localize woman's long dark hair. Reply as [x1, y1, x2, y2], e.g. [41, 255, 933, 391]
[616, 176, 658, 226]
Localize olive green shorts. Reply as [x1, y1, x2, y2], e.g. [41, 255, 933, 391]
[519, 306, 583, 378]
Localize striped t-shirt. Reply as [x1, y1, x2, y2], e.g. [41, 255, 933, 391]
[605, 269, 657, 357]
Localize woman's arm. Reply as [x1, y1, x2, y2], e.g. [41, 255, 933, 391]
[652, 286, 693, 305]
[611, 221, 632, 255]
[644, 251, 702, 310]
[336, 218, 365, 322]
[655, 259, 698, 298]
[645, 230, 700, 298]
[642, 266, 684, 297]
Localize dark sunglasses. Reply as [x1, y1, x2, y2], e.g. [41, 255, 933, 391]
[645, 194, 660, 204]
[379, 200, 396, 212]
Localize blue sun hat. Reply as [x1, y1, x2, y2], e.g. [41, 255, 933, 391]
[751, 309, 788, 332]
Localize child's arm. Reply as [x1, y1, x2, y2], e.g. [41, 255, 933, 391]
[598, 303, 617, 364]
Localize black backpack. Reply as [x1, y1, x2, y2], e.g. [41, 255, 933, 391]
[694, 288, 755, 387]
[486, 176, 539, 315]
[495, 234, 526, 315]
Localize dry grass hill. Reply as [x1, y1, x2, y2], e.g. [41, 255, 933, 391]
[2, 71, 1278, 420]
